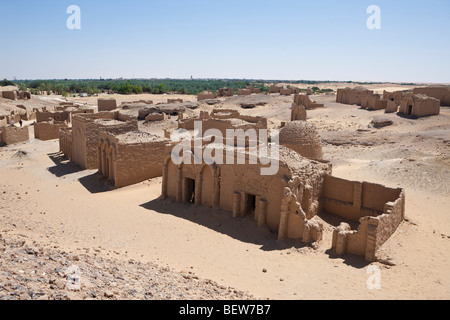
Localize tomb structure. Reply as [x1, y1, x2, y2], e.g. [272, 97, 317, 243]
[68, 111, 138, 169]
[399, 94, 440, 118]
[336, 87, 376, 106]
[98, 131, 173, 188]
[161, 123, 406, 262]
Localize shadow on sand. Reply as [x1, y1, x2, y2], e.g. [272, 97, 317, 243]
[140, 198, 308, 252]
[47, 152, 83, 177]
[78, 172, 115, 194]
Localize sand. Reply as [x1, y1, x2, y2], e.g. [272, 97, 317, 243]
[1, 84, 449, 300]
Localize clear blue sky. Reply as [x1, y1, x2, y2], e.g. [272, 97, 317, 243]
[0, 0, 449, 82]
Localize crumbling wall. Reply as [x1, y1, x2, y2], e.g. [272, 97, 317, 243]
[280, 88, 293, 96]
[336, 87, 376, 106]
[385, 100, 398, 113]
[197, 92, 216, 101]
[293, 94, 324, 110]
[238, 89, 252, 96]
[324, 175, 405, 262]
[291, 104, 307, 121]
[360, 95, 385, 110]
[216, 88, 234, 97]
[2, 91, 17, 100]
[269, 86, 282, 94]
[98, 99, 117, 112]
[145, 113, 167, 122]
[167, 99, 183, 104]
[34, 122, 68, 141]
[0, 126, 29, 145]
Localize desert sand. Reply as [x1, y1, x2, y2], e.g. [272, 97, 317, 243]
[1, 84, 449, 300]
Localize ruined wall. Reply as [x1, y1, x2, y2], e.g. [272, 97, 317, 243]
[98, 99, 117, 112]
[36, 111, 68, 123]
[280, 88, 293, 96]
[385, 100, 398, 113]
[2, 91, 17, 100]
[197, 92, 216, 101]
[269, 86, 282, 94]
[373, 190, 405, 254]
[167, 99, 183, 104]
[360, 95, 385, 110]
[145, 113, 166, 122]
[336, 88, 375, 106]
[238, 89, 252, 96]
[293, 94, 324, 110]
[217, 88, 234, 97]
[321, 176, 402, 222]
[34, 122, 68, 141]
[17, 91, 31, 100]
[325, 175, 405, 262]
[413, 86, 450, 106]
[0, 126, 29, 145]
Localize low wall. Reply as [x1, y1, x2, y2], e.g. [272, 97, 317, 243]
[98, 99, 117, 112]
[0, 126, 29, 145]
[34, 122, 68, 141]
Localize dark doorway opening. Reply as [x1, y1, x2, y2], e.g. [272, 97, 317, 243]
[246, 194, 256, 217]
[407, 105, 413, 115]
[185, 178, 196, 204]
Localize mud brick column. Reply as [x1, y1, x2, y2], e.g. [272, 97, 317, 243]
[161, 163, 169, 199]
[176, 167, 183, 202]
[257, 198, 267, 227]
[278, 197, 292, 240]
[213, 170, 220, 209]
[232, 192, 241, 218]
[195, 172, 203, 206]
[365, 217, 379, 262]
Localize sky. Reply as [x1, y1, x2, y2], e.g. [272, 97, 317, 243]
[0, 0, 449, 83]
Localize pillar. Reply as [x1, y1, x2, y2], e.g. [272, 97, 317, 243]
[257, 198, 267, 227]
[161, 163, 169, 199]
[176, 167, 183, 202]
[232, 192, 241, 218]
[213, 170, 220, 209]
[195, 172, 203, 206]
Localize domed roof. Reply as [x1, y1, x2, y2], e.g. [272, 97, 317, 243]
[279, 121, 323, 161]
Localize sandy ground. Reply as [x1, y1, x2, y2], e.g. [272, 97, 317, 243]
[1, 85, 450, 300]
